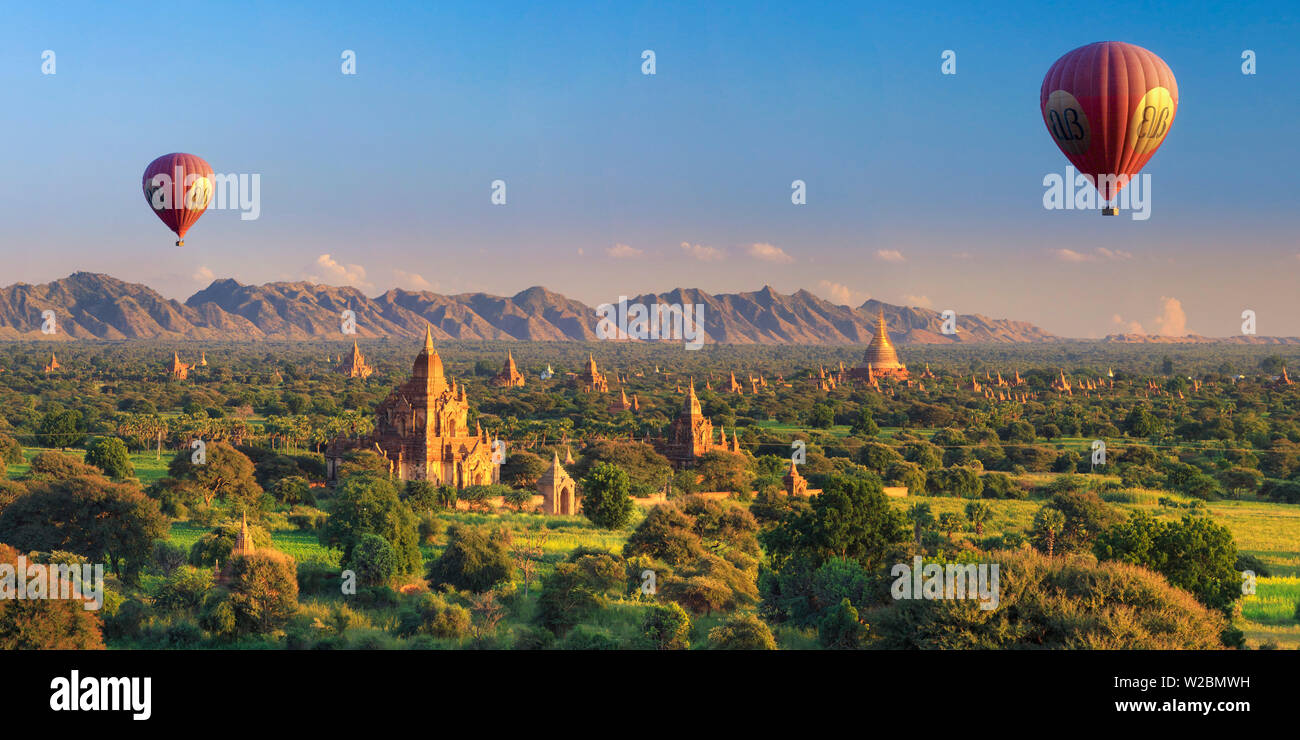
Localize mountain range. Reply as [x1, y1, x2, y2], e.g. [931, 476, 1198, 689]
[0, 272, 1291, 344]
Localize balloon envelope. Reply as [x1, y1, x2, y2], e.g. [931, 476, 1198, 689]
[142, 153, 214, 244]
[1040, 42, 1177, 203]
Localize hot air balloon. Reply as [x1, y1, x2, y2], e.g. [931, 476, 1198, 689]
[1040, 42, 1177, 215]
[142, 153, 214, 246]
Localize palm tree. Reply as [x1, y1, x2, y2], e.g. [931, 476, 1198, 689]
[937, 512, 961, 541]
[965, 501, 992, 536]
[1032, 506, 1066, 557]
[907, 502, 934, 546]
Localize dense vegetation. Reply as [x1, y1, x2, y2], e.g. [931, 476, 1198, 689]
[1, 340, 1297, 649]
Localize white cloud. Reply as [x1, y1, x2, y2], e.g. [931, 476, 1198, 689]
[607, 243, 644, 259]
[1111, 313, 1144, 334]
[680, 242, 725, 262]
[1055, 248, 1133, 263]
[818, 280, 867, 306]
[192, 265, 215, 283]
[747, 242, 794, 263]
[303, 254, 372, 289]
[1153, 296, 1188, 335]
[875, 249, 905, 263]
[392, 269, 434, 291]
[902, 294, 933, 308]
[1110, 297, 1188, 336]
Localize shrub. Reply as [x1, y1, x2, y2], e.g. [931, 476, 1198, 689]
[562, 625, 621, 650]
[395, 593, 472, 639]
[0, 434, 22, 465]
[154, 566, 214, 613]
[818, 598, 868, 649]
[163, 622, 203, 648]
[642, 602, 691, 650]
[27, 451, 101, 480]
[869, 549, 1229, 649]
[426, 525, 514, 593]
[707, 613, 777, 650]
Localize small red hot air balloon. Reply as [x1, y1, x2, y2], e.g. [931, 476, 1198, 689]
[142, 153, 214, 246]
[1040, 42, 1177, 215]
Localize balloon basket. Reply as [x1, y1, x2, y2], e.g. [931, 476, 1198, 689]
[1101, 207, 1119, 216]
[176, 240, 184, 247]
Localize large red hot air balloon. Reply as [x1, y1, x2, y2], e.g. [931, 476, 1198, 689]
[142, 153, 214, 246]
[1040, 42, 1177, 215]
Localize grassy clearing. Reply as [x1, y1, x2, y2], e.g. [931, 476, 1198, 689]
[1240, 577, 1300, 649]
[167, 520, 342, 567]
[10, 445, 172, 486]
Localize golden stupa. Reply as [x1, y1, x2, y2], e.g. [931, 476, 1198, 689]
[853, 310, 909, 381]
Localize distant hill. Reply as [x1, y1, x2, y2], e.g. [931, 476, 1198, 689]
[1102, 333, 1300, 345]
[0, 271, 1282, 345]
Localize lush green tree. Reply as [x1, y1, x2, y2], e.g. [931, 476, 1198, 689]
[624, 505, 708, 565]
[226, 551, 299, 635]
[926, 466, 983, 498]
[500, 450, 549, 488]
[1216, 467, 1262, 498]
[1125, 406, 1160, 437]
[809, 403, 835, 429]
[0, 475, 166, 581]
[850, 410, 879, 438]
[503, 488, 533, 511]
[168, 441, 263, 509]
[571, 441, 672, 494]
[581, 462, 635, 530]
[270, 475, 312, 505]
[903, 442, 943, 471]
[323, 474, 422, 576]
[857, 442, 903, 474]
[1094, 511, 1241, 613]
[1046, 485, 1123, 552]
[426, 525, 513, 592]
[763, 475, 910, 571]
[760, 556, 875, 628]
[38, 409, 84, 450]
[885, 461, 927, 495]
[695, 451, 755, 495]
[401, 480, 439, 513]
[85, 437, 134, 480]
[345, 532, 401, 587]
[1002, 420, 1036, 444]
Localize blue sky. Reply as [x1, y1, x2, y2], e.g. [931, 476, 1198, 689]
[0, 0, 1296, 337]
